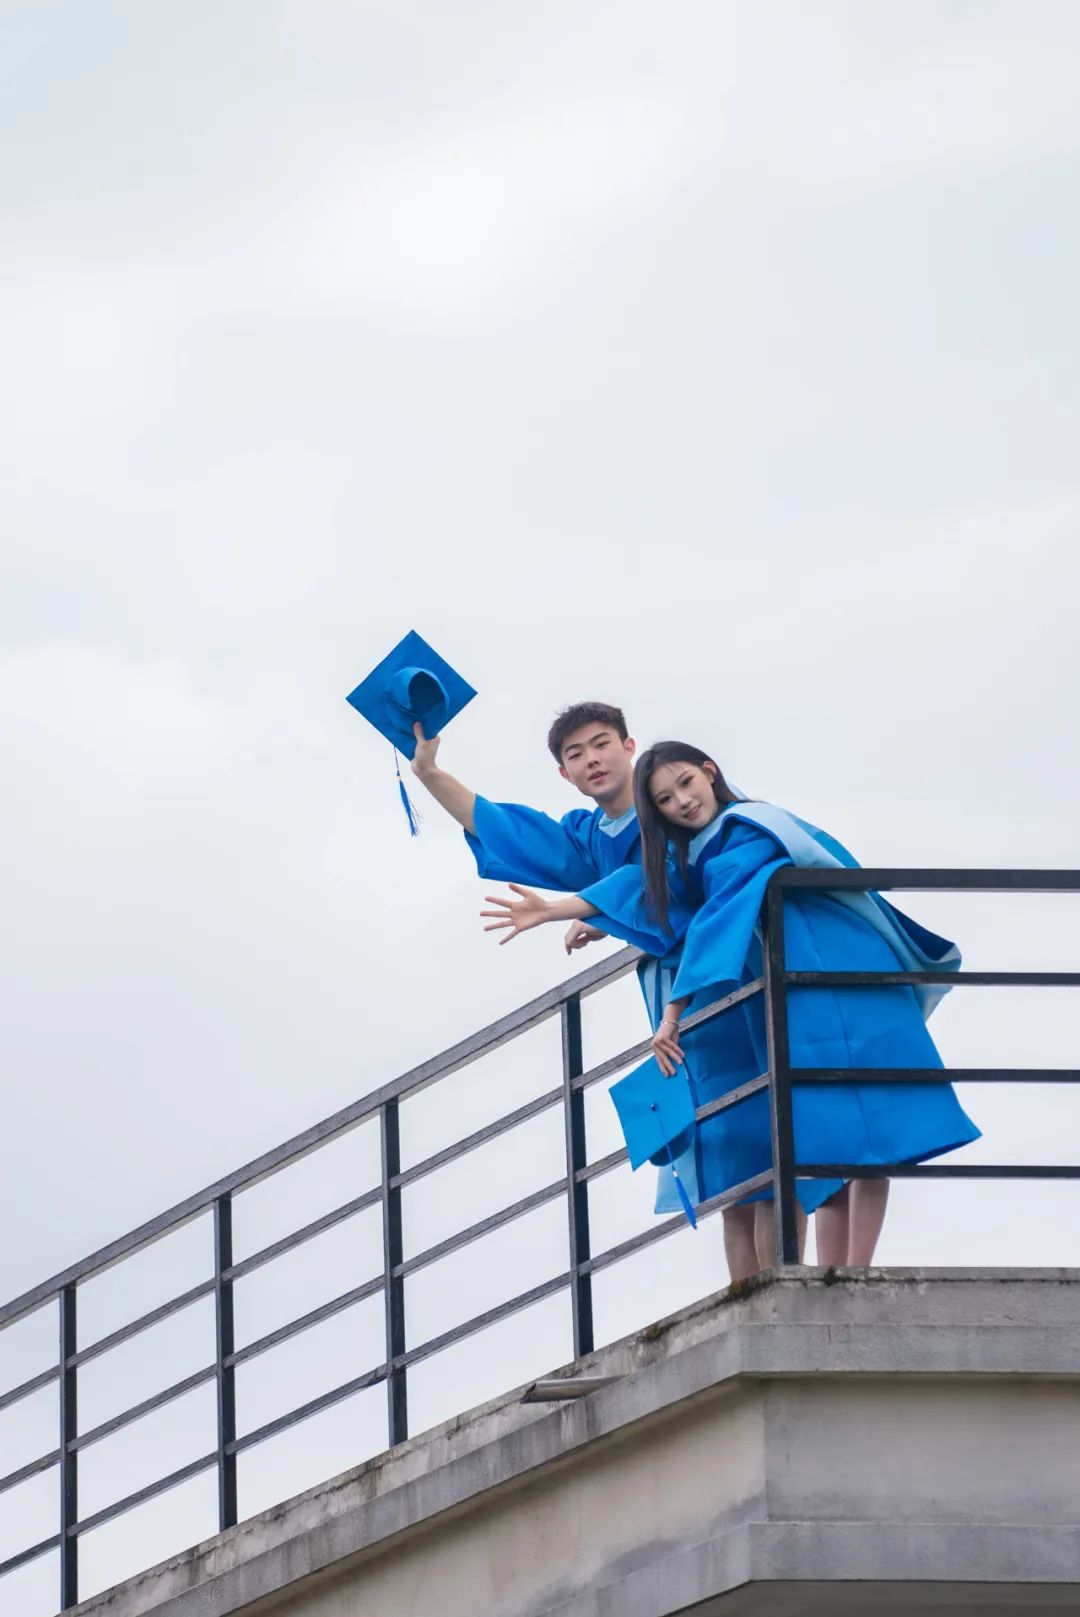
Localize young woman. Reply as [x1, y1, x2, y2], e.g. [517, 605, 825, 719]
[482, 742, 980, 1272]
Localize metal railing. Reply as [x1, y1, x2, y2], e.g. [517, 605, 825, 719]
[1, 866, 1078, 1609]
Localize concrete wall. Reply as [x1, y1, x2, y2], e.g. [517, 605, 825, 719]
[71, 1269, 1080, 1617]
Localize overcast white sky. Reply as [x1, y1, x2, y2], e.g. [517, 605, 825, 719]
[3, 0, 1080, 1606]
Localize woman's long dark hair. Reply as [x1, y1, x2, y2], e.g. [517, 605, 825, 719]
[634, 742, 742, 933]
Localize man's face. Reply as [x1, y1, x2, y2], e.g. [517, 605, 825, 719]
[558, 724, 636, 805]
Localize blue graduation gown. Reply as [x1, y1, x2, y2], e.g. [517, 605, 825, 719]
[581, 804, 981, 1201]
[465, 799, 835, 1214]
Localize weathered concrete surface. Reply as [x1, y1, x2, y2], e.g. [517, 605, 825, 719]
[70, 1268, 1080, 1617]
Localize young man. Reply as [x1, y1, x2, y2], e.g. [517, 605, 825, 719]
[411, 701, 764, 1281]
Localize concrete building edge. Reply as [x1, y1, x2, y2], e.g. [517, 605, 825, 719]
[504, 1522, 1080, 1617]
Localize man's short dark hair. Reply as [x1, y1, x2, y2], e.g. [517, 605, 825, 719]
[547, 702, 629, 762]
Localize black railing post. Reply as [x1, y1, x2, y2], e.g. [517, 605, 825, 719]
[380, 1102, 408, 1445]
[213, 1196, 238, 1531]
[763, 882, 800, 1265]
[561, 995, 594, 1359]
[59, 1285, 78, 1609]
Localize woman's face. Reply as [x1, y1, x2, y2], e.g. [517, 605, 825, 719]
[648, 760, 719, 830]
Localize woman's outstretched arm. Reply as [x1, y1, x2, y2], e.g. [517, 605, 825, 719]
[481, 884, 598, 945]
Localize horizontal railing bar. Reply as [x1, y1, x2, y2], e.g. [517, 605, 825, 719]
[697, 1074, 771, 1119]
[228, 1276, 385, 1369]
[572, 1034, 656, 1092]
[394, 1086, 564, 1189]
[787, 970, 1080, 988]
[0, 1446, 60, 1498]
[577, 1145, 627, 1184]
[70, 1366, 217, 1455]
[0, 948, 641, 1333]
[581, 1169, 775, 1277]
[677, 979, 766, 1034]
[72, 1452, 218, 1539]
[228, 1363, 390, 1457]
[772, 868, 1080, 892]
[72, 1278, 217, 1371]
[0, 1362, 59, 1415]
[697, 1170, 776, 1210]
[793, 1067, 1080, 1084]
[397, 1179, 568, 1279]
[581, 1212, 691, 1274]
[799, 1163, 1080, 1179]
[225, 1189, 382, 1285]
[569, 947, 643, 1000]
[0, 1531, 61, 1578]
[0, 1214, 220, 1337]
[398, 1273, 571, 1370]
[571, 980, 766, 1095]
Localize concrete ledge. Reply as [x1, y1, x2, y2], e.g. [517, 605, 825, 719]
[71, 1269, 1080, 1617]
[527, 1524, 1080, 1617]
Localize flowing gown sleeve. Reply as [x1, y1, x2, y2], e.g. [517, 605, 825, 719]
[577, 865, 699, 957]
[669, 821, 791, 1001]
[464, 798, 599, 889]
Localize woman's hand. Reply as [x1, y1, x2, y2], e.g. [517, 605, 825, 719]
[652, 1005, 686, 1077]
[564, 921, 605, 956]
[481, 884, 554, 945]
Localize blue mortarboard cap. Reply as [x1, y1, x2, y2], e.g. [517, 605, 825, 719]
[609, 1057, 695, 1169]
[346, 630, 477, 762]
[609, 1057, 699, 1229]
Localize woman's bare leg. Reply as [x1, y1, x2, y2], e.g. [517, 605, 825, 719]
[753, 1200, 807, 1270]
[813, 1183, 851, 1266]
[847, 1178, 890, 1265]
[723, 1204, 760, 1283]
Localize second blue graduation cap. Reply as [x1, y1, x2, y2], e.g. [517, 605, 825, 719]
[609, 1057, 695, 1169]
[609, 1057, 699, 1228]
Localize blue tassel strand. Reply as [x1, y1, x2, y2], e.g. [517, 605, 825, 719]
[395, 750, 422, 838]
[665, 1145, 698, 1228]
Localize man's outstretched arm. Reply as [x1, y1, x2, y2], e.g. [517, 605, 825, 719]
[410, 725, 477, 835]
[410, 724, 597, 891]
